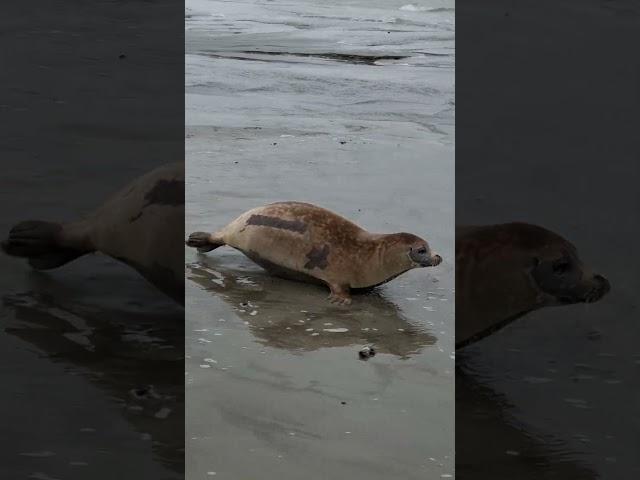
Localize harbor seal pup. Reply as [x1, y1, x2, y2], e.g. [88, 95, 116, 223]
[456, 222, 610, 349]
[2, 163, 184, 304]
[187, 201, 442, 305]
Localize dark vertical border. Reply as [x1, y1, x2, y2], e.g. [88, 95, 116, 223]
[457, 1, 640, 478]
[1, 1, 184, 478]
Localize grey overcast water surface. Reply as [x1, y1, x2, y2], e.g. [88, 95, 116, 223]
[185, 1, 455, 479]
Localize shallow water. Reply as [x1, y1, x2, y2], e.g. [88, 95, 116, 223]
[185, 0, 455, 478]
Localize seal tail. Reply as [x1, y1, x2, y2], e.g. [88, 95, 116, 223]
[186, 231, 225, 253]
[1, 220, 90, 270]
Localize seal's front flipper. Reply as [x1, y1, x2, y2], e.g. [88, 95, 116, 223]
[186, 231, 225, 253]
[328, 283, 352, 306]
[1, 220, 90, 270]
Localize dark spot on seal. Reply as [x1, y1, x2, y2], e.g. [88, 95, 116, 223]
[143, 179, 184, 208]
[246, 214, 307, 234]
[304, 244, 330, 270]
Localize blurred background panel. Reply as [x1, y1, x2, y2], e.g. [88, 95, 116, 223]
[457, 0, 640, 478]
[0, 2, 184, 479]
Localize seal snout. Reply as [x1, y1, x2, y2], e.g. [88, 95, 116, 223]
[585, 274, 610, 303]
[418, 253, 442, 267]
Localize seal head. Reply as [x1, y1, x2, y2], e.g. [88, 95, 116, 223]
[530, 245, 610, 305]
[456, 222, 610, 349]
[387, 232, 442, 269]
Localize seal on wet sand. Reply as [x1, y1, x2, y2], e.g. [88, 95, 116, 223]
[187, 201, 442, 305]
[2, 163, 184, 304]
[455, 222, 610, 349]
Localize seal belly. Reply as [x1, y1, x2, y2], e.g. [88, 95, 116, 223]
[241, 249, 325, 286]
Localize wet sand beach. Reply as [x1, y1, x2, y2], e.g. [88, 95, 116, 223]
[185, 0, 455, 478]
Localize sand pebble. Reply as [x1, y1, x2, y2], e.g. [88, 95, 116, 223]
[323, 328, 349, 333]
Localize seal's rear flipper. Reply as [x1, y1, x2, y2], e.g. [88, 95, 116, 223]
[186, 231, 225, 253]
[1, 221, 88, 270]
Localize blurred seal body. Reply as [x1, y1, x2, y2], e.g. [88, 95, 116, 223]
[2, 163, 184, 304]
[456, 223, 610, 349]
[187, 201, 441, 305]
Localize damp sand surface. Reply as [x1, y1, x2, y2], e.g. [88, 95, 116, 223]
[185, 0, 455, 478]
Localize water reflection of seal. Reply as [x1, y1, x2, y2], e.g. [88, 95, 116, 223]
[456, 223, 610, 349]
[187, 201, 442, 305]
[3, 291, 184, 473]
[186, 260, 436, 358]
[2, 163, 184, 304]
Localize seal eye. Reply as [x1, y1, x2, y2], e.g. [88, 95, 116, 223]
[552, 259, 571, 274]
[416, 247, 427, 255]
